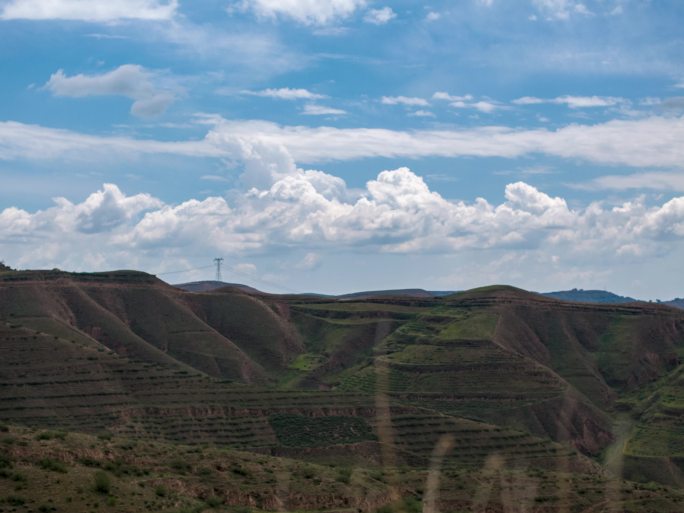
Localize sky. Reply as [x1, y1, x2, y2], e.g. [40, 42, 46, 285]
[1, 0, 684, 298]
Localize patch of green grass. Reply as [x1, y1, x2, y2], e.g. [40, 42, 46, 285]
[438, 312, 498, 340]
[288, 353, 325, 371]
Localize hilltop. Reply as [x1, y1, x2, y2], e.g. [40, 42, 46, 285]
[542, 288, 637, 304]
[1, 269, 683, 511]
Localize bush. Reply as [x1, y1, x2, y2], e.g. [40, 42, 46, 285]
[336, 467, 352, 484]
[155, 485, 167, 497]
[35, 430, 67, 441]
[205, 495, 223, 508]
[94, 470, 111, 494]
[6, 495, 26, 506]
[39, 458, 67, 473]
[170, 459, 192, 474]
[0, 454, 12, 469]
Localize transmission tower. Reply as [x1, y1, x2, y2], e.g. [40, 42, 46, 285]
[213, 257, 224, 282]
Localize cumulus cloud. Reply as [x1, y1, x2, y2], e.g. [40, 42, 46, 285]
[3, 168, 684, 270]
[44, 65, 178, 117]
[242, 88, 326, 100]
[513, 95, 624, 108]
[0, 0, 178, 21]
[234, 0, 367, 25]
[363, 7, 396, 25]
[0, 184, 160, 241]
[381, 96, 429, 107]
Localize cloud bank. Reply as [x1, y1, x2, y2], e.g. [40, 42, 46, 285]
[2, 167, 683, 281]
[3, 115, 684, 169]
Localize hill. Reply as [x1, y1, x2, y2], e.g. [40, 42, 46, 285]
[174, 280, 263, 294]
[664, 298, 684, 309]
[542, 288, 637, 304]
[1, 270, 683, 511]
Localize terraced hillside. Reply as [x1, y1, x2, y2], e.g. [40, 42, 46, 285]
[1, 270, 683, 511]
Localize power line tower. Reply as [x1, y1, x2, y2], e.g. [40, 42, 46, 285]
[213, 257, 224, 282]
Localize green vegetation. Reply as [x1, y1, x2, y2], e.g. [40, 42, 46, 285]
[93, 470, 111, 494]
[269, 414, 375, 447]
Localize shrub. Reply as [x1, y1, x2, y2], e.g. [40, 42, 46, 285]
[35, 430, 67, 441]
[6, 495, 26, 506]
[170, 459, 192, 474]
[336, 467, 352, 484]
[0, 454, 12, 469]
[205, 495, 223, 508]
[155, 485, 167, 497]
[93, 471, 111, 494]
[39, 458, 67, 473]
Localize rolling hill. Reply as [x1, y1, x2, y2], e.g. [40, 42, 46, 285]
[1, 269, 683, 512]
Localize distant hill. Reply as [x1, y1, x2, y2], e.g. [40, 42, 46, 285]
[338, 288, 444, 300]
[173, 280, 262, 294]
[542, 288, 637, 304]
[664, 298, 684, 309]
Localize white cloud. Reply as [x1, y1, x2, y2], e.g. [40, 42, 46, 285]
[363, 7, 395, 25]
[532, 0, 593, 20]
[0, 0, 178, 21]
[513, 95, 624, 108]
[302, 104, 347, 116]
[44, 65, 178, 118]
[425, 11, 441, 22]
[234, 0, 367, 25]
[0, 120, 219, 162]
[580, 171, 684, 192]
[295, 252, 321, 270]
[433, 92, 474, 102]
[409, 110, 436, 118]
[4, 168, 684, 271]
[381, 96, 429, 107]
[3, 115, 684, 170]
[154, 20, 304, 81]
[450, 100, 500, 113]
[242, 88, 326, 100]
[433, 92, 499, 113]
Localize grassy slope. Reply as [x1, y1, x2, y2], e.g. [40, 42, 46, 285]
[1, 424, 683, 513]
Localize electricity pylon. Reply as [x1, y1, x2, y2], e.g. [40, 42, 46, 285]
[214, 257, 224, 282]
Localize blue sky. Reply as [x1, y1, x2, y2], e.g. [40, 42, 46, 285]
[1, 0, 684, 298]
